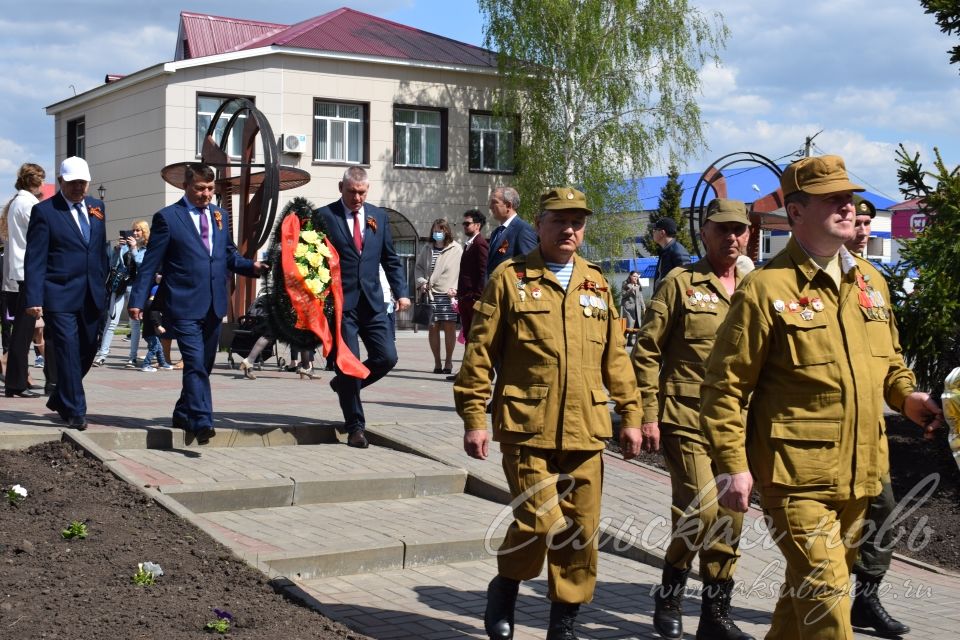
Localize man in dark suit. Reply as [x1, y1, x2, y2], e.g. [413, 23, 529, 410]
[22, 157, 109, 430]
[445, 208, 488, 382]
[316, 166, 410, 448]
[652, 217, 691, 291]
[485, 187, 537, 278]
[129, 164, 266, 445]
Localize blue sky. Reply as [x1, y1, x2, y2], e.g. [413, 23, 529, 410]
[1, 1, 956, 203]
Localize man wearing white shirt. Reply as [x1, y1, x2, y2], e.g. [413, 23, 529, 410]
[2, 163, 46, 398]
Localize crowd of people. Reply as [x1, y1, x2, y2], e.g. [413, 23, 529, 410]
[0, 153, 947, 640]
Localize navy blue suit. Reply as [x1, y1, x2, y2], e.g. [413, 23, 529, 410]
[130, 198, 255, 433]
[485, 215, 538, 278]
[316, 199, 407, 433]
[23, 192, 109, 421]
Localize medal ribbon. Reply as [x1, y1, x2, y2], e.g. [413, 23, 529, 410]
[856, 273, 874, 308]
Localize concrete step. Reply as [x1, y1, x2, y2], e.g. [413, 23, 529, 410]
[199, 493, 510, 580]
[82, 423, 342, 451]
[110, 442, 468, 512]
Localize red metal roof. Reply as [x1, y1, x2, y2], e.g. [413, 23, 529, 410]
[177, 8, 495, 68]
[178, 11, 287, 60]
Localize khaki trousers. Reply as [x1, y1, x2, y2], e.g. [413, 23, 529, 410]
[498, 446, 603, 604]
[764, 496, 869, 640]
[662, 432, 743, 581]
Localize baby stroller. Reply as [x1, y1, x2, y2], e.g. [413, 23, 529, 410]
[226, 295, 287, 371]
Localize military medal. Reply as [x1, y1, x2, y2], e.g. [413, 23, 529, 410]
[583, 306, 592, 317]
[773, 300, 785, 313]
[710, 293, 719, 304]
[800, 309, 814, 321]
[788, 301, 800, 312]
[694, 291, 703, 301]
[531, 287, 542, 300]
[811, 298, 824, 312]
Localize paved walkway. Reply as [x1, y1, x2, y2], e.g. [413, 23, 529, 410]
[2, 331, 959, 639]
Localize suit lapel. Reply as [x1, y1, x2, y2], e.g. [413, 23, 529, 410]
[176, 202, 206, 253]
[334, 200, 359, 256]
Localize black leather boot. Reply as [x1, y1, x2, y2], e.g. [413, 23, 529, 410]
[851, 576, 910, 637]
[653, 564, 689, 639]
[484, 575, 520, 639]
[696, 580, 754, 640]
[546, 602, 580, 640]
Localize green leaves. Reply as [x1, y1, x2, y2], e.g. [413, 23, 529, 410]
[894, 144, 960, 395]
[61, 520, 88, 540]
[479, 0, 728, 261]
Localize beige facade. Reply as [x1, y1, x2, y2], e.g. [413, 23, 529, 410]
[46, 47, 510, 261]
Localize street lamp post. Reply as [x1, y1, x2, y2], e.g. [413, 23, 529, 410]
[97, 184, 106, 200]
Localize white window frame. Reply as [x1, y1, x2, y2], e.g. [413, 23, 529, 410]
[469, 112, 516, 173]
[393, 107, 443, 169]
[313, 101, 365, 164]
[196, 95, 250, 158]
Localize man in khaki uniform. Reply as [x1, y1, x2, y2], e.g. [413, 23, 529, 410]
[454, 187, 643, 640]
[700, 155, 943, 640]
[632, 199, 754, 640]
[843, 195, 910, 636]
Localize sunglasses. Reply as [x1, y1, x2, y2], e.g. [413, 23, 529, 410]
[462, 221, 476, 226]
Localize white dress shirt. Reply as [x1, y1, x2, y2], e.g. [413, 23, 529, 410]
[2, 189, 40, 291]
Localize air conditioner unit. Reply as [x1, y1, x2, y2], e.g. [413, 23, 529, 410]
[282, 133, 307, 154]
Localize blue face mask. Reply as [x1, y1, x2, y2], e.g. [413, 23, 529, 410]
[432, 232, 445, 242]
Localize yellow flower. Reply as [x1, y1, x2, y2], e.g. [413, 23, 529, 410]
[297, 263, 309, 277]
[300, 230, 319, 244]
[316, 265, 330, 283]
[306, 252, 323, 267]
[295, 243, 310, 257]
[316, 242, 331, 258]
[306, 278, 326, 295]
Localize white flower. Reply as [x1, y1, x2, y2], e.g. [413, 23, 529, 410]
[11, 485, 27, 498]
[140, 561, 164, 578]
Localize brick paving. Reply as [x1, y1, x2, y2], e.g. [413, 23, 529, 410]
[2, 331, 959, 638]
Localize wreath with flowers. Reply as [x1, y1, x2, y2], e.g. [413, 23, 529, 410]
[263, 197, 368, 378]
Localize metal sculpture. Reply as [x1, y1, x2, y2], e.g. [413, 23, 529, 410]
[686, 151, 785, 260]
[161, 97, 311, 320]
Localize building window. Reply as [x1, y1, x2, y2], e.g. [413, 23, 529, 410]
[393, 107, 446, 169]
[313, 101, 367, 164]
[67, 118, 85, 158]
[469, 112, 516, 173]
[197, 95, 251, 158]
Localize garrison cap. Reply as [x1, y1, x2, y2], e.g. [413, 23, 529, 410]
[780, 155, 864, 197]
[853, 194, 877, 218]
[705, 198, 750, 225]
[540, 187, 593, 215]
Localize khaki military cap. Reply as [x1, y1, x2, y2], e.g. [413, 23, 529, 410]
[540, 187, 593, 215]
[780, 155, 864, 197]
[853, 194, 877, 218]
[705, 198, 750, 225]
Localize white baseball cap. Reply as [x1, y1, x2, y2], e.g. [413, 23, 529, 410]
[59, 156, 91, 182]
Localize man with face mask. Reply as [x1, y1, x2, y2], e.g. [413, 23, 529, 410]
[22, 157, 109, 430]
[632, 199, 755, 640]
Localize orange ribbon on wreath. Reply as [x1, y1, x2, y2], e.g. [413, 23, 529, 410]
[281, 215, 369, 379]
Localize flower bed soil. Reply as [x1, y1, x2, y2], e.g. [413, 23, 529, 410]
[611, 414, 960, 573]
[0, 441, 369, 640]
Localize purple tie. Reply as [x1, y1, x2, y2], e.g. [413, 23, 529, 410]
[199, 208, 210, 252]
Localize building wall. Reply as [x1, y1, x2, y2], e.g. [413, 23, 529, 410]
[53, 52, 509, 247]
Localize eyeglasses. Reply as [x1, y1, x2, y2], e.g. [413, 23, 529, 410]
[462, 221, 475, 226]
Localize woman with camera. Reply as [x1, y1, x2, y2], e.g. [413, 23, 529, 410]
[93, 220, 149, 367]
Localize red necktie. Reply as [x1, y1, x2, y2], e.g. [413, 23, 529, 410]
[352, 211, 363, 252]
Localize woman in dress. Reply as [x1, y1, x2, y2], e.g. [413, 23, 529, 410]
[414, 218, 462, 374]
[620, 270, 645, 347]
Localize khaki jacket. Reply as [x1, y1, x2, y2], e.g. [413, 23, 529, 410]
[454, 249, 642, 450]
[632, 258, 737, 442]
[700, 238, 916, 501]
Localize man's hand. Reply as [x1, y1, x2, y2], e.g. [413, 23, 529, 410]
[903, 392, 944, 440]
[25, 306, 42, 319]
[128, 308, 143, 321]
[641, 421, 661, 452]
[253, 260, 271, 276]
[396, 297, 411, 312]
[464, 430, 489, 460]
[619, 427, 643, 460]
[717, 471, 753, 513]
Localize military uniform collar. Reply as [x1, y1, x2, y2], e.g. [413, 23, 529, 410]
[522, 249, 596, 290]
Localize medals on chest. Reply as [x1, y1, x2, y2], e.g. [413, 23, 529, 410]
[579, 294, 607, 319]
[772, 295, 824, 320]
[686, 287, 719, 310]
[856, 272, 888, 320]
[515, 271, 527, 302]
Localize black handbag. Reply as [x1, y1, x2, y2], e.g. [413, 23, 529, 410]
[413, 296, 433, 327]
